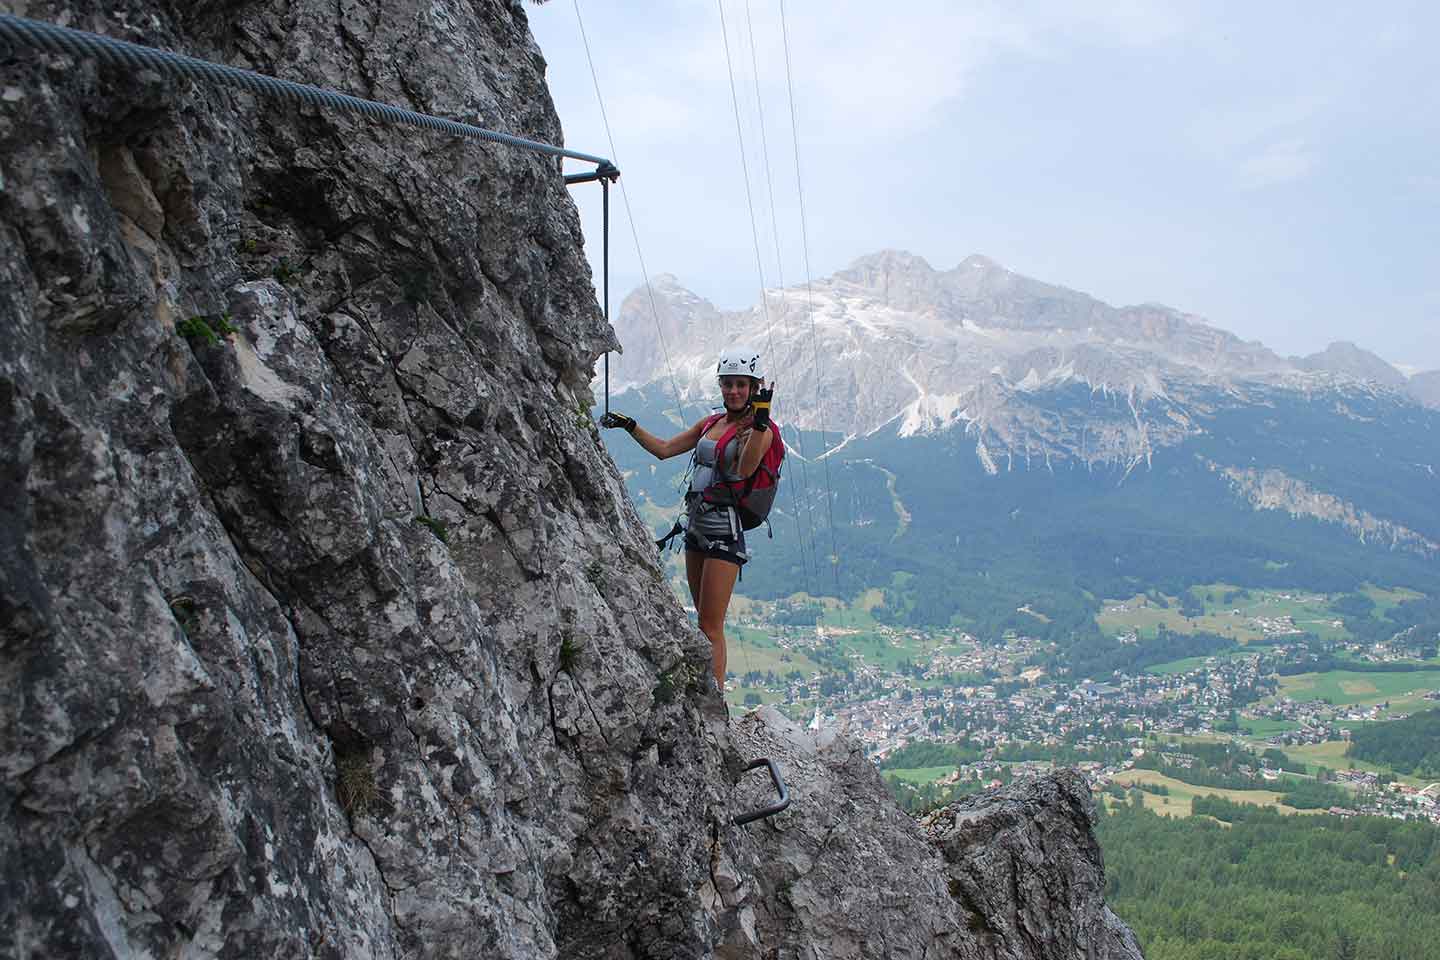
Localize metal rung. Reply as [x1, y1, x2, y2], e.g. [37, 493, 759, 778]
[732, 757, 790, 826]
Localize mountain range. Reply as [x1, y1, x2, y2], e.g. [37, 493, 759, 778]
[601, 252, 1440, 638]
[609, 250, 1438, 453]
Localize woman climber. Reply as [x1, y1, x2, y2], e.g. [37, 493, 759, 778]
[600, 343, 776, 692]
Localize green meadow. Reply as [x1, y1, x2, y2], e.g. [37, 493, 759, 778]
[1098, 583, 1379, 645]
[882, 765, 956, 786]
[1108, 769, 1315, 818]
[1275, 670, 1440, 710]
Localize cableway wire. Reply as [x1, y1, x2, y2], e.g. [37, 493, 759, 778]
[741, 0, 824, 592]
[716, 0, 815, 597]
[779, 0, 842, 595]
[572, 0, 693, 431]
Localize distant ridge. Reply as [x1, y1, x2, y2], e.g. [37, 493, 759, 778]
[609, 250, 1420, 441]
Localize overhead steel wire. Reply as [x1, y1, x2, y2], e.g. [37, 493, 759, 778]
[716, 0, 814, 595]
[741, 0, 824, 590]
[779, 0, 842, 595]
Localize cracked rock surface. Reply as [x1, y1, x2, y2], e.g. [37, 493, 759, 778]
[1, 3, 1141, 958]
[720, 709, 1143, 960]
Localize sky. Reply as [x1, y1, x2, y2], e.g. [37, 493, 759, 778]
[527, 1, 1440, 372]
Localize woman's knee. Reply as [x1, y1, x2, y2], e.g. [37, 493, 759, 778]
[698, 615, 725, 641]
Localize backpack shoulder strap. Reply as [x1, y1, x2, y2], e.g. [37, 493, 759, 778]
[698, 412, 729, 440]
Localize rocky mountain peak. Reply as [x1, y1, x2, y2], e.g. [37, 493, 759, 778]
[1298, 340, 1407, 387]
[958, 253, 1004, 271]
[838, 248, 939, 279]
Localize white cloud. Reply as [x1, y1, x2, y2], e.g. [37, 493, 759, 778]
[1185, 97, 1326, 190]
[1187, 97, 1326, 154]
[530, 1, 1440, 370]
[765, 1, 1186, 137]
[1236, 138, 1315, 188]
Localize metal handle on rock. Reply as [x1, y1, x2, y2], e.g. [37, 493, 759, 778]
[732, 757, 790, 826]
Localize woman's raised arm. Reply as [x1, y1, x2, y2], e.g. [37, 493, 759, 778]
[601, 411, 706, 461]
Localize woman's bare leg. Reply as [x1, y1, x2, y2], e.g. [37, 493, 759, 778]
[684, 549, 705, 612]
[697, 557, 741, 689]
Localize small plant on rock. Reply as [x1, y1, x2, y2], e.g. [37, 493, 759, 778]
[558, 631, 581, 673]
[414, 515, 449, 543]
[273, 257, 298, 285]
[653, 661, 699, 705]
[336, 752, 378, 818]
[176, 312, 237, 346]
[177, 315, 218, 345]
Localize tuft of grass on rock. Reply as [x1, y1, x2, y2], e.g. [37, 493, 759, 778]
[176, 312, 237, 346]
[559, 632, 581, 673]
[336, 753, 378, 818]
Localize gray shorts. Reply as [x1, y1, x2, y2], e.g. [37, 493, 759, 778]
[685, 503, 748, 566]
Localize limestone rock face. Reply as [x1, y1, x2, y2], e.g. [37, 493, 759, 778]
[719, 709, 1143, 960]
[2, 3, 726, 957]
[1, 3, 1141, 959]
[1297, 341, 1406, 388]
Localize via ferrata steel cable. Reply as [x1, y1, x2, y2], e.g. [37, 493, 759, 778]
[0, 13, 616, 175]
[571, 0, 694, 431]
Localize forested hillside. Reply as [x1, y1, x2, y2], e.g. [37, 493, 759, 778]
[602, 382, 1439, 648]
[1348, 708, 1440, 779]
[1097, 798, 1440, 960]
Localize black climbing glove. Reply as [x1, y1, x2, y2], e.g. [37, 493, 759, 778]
[599, 411, 636, 433]
[751, 386, 774, 432]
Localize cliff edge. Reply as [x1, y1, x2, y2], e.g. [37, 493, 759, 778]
[0, 3, 1142, 958]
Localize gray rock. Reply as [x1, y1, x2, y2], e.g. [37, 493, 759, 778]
[719, 708, 1143, 960]
[1297, 341, 1406, 388]
[0, 3, 1142, 958]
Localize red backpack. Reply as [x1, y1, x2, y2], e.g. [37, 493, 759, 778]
[697, 412, 786, 531]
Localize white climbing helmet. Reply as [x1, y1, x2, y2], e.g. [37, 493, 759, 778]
[716, 342, 764, 381]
